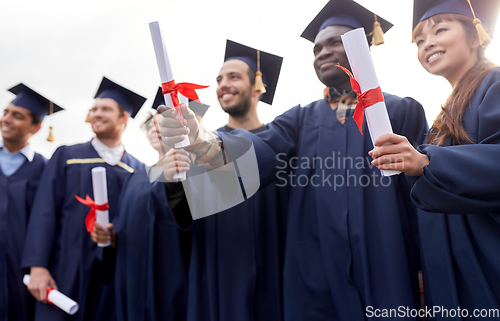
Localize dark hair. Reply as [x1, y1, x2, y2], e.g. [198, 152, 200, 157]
[29, 111, 41, 125]
[247, 65, 256, 86]
[413, 13, 497, 145]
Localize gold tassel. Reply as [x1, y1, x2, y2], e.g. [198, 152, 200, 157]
[467, 0, 492, 46]
[47, 126, 54, 142]
[46, 101, 55, 142]
[254, 50, 267, 94]
[371, 14, 385, 46]
[473, 18, 492, 46]
[85, 109, 91, 123]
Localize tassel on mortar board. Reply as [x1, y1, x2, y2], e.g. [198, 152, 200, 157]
[254, 50, 267, 93]
[47, 101, 55, 142]
[467, 0, 491, 46]
[371, 14, 385, 46]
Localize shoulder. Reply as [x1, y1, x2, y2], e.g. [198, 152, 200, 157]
[476, 67, 500, 94]
[383, 92, 425, 118]
[122, 152, 145, 170]
[383, 92, 423, 111]
[274, 100, 325, 121]
[33, 152, 48, 167]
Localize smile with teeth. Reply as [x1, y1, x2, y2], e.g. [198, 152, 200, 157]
[221, 93, 236, 99]
[428, 52, 444, 63]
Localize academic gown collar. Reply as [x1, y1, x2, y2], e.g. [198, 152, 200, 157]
[91, 137, 125, 165]
[0, 137, 35, 162]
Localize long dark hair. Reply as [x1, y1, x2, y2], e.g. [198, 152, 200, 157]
[413, 13, 497, 145]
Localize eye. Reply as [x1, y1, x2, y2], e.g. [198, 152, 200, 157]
[416, 39, 424, 47]
[231, 75, 239, 79]
[436, 28, 446, 34]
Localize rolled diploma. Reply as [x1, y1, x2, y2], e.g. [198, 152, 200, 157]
[149, 21, 188, 181]
[23, 275, 79, 315]
[341, 28, 400, 176]
[91, 167, 111, 246]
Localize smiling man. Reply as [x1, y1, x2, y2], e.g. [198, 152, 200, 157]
[21, 77, 146, 321]
[182, 40, 288, 321]
[159, 0, 429, 320]
[0, 84, 63, 321]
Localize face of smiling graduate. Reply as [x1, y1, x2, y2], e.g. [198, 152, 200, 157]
[216, 59, 261, 118]
[89, 98, 129, 139]
[313, 25, 353, 90]
[414, 14, 480, 88]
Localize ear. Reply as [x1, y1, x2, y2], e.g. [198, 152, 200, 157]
[122, 111, 130, 124]
[31, 123, 42, 135]
[251, 84, 262, 100]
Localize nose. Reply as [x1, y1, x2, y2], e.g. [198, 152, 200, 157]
[424, 37, 436, 51]
[316, 45, 333, 61]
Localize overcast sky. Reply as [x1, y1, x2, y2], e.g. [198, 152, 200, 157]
[2, 0, 500, 165]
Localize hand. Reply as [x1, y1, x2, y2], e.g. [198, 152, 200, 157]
[158, 103, 200, 148]
[147, 114, 171, 155]
[369, 133, 429, 176]
[91, 222, 116, 248]
[28, 267, 58, 303]
[163, 149, 191, 181]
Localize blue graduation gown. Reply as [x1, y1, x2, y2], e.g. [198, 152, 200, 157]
[186, 125, 289, 321]
[0, 153, 46, 321]
[21, 141, 142, 321]
[219, 93, 428, 321]
[408, 67, 500, 319]
[113, 166, 190, 321]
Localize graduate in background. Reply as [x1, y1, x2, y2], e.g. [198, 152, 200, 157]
[371, 0, 500, 316]
[21, 77, 146, 321]
[0, 84, 63, 321]
[164, 40, 288, 321]
[159, 0, 428, 319]
[91, 90, 209, 321]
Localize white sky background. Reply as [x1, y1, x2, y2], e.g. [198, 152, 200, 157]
[1, 0, 500, 165]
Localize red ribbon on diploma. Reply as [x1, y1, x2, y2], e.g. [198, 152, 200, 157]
[74, 195, 109, 234]
[46, 287, 55, 306]
[161, 79, 209, 125]
[336, 64, 384, 135]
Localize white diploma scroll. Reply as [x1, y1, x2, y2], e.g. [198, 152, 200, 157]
[149, 20, 188, 181]
[91, 167, 111, 246]
[23, 275, 79, 315]
[341, 28, 400, 176]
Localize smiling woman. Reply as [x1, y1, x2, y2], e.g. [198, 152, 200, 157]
[370, 0, 500, 315]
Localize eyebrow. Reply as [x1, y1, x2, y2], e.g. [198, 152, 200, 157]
[414, 21, 446, 39]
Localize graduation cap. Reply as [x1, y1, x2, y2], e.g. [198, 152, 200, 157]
[151, 87, 210, 118]
[8, 83, 63, 121]
[8, 83, 64, 141]
[94, 77, 147, 118]
[224, 40, 283, 105]
[412, 0, 500, 46]
[301, 0, 393, 46]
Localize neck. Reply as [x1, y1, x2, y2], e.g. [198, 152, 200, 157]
[95, 135, 122, 148]
[226, 104, 263, 131]
[2, 138, 28, 153]
[448, 57, 479, 89]
[329, 81, 352, 93]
